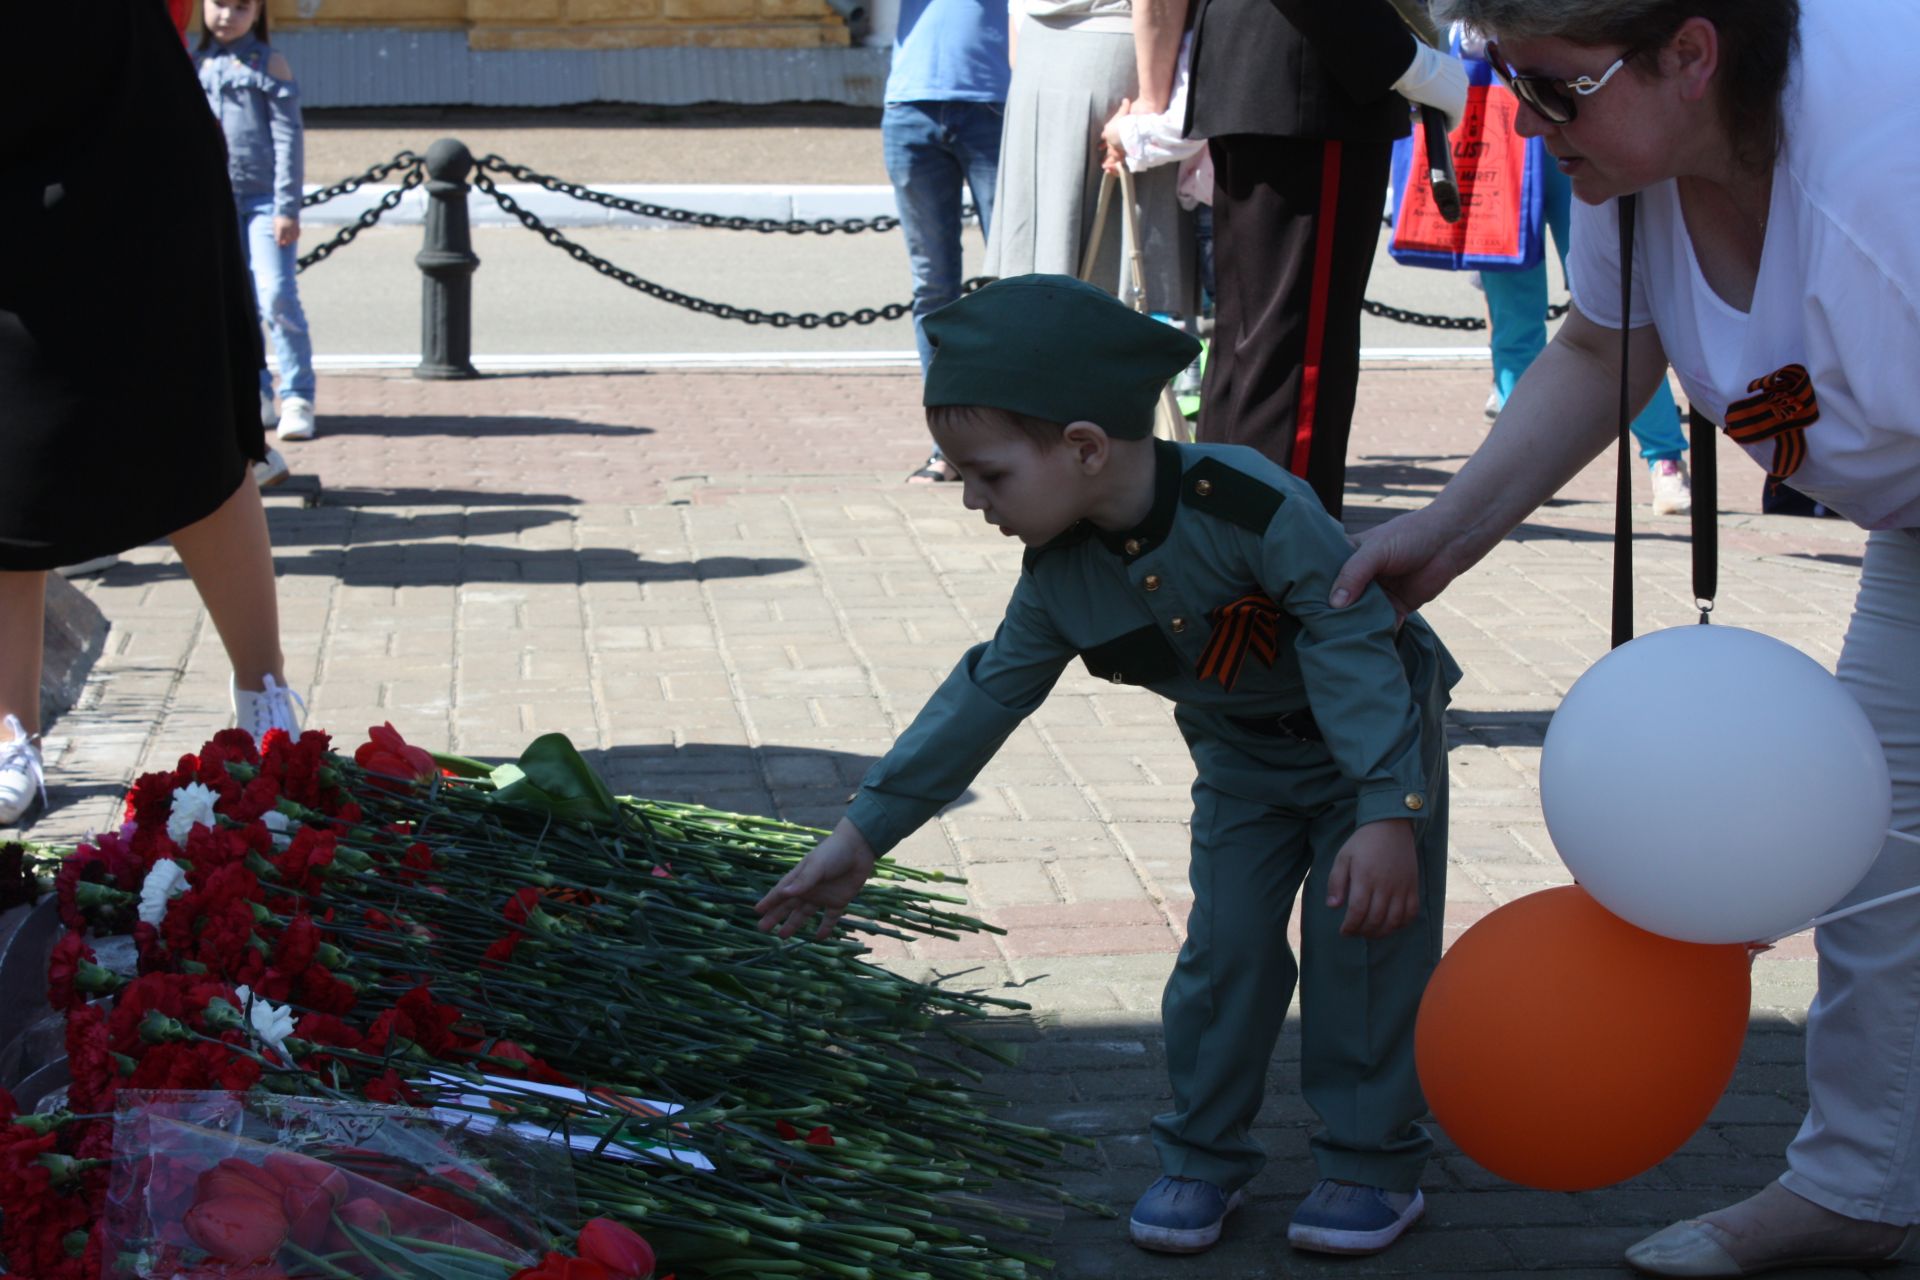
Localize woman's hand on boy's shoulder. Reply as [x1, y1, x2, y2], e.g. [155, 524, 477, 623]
[755, 817, 880, 940]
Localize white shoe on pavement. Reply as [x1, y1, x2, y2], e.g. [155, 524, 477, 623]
[276, 398, 316, 442]
[232, 674, 305, 744]
[253, 447, 290, 489]
[0, 714, 46, 827]
[1483, 386, 1502, 423]
[1651, 457, 1693, 515]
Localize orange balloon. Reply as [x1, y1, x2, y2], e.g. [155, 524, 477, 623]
[1416, 885, 1751, 1191]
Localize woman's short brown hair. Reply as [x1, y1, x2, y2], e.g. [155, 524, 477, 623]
[1440, 0, 1798, 171]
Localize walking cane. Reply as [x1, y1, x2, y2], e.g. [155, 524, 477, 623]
[1080, 166, 1194, 442]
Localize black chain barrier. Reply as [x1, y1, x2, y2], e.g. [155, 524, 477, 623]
[474, 167, 987, 328]
[296, 150, 425, 273]
[1358, 297, 1566, 331]
[295, 146, 1543, 330]
[476, 153, 926, 235]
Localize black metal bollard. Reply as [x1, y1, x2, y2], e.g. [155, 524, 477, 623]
[415, 138, 480, 380]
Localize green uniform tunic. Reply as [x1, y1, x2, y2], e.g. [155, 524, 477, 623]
[848, 439, 1459, 1193]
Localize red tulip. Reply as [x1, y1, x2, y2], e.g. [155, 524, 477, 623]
[337, 1196, 393, 1236]
[264, 1150, 348, 1207]
[281, 1183, 334, 1251]
[185, 1194, 290, 1262]
[577, 1218, 656, 1278]
[354, 723, 438, 789]
[195, 1165, 282, 1210]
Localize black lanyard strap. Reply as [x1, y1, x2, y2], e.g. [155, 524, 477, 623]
[1611, 192, 1718, 648]
[1690, 405, 1718, 619]
[1612, 194, 1638, 648]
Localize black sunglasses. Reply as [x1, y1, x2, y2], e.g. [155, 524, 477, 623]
[1486, 40, 1638, 125]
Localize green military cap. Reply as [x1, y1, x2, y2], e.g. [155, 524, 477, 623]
[922, 274, 1202, 441]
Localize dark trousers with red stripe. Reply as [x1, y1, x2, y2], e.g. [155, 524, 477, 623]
[1198, 132, 1394, 520]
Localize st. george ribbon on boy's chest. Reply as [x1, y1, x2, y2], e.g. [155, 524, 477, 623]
[1018, 447, 1330, 740]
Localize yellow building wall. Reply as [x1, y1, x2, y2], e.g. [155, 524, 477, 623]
[269, 0, 850, 50]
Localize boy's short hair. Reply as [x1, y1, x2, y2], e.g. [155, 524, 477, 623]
[925, 403, 1068, 450]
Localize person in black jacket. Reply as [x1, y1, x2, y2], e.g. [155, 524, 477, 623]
[1, 0, 304, 830]
[1183, 0, 1465, 519]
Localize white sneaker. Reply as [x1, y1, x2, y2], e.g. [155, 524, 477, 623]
[276, 398, 316, 442]
[253, 447, 290, 489]
[1483, 387, 1502, 423]
[232, 674, 305, 744]
[0, 714, 46, 827]
[56, 554, 120, 578]
[1650, 457, 1693, 515]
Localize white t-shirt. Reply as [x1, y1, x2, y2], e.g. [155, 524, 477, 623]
[1566, 0, 1920, 530]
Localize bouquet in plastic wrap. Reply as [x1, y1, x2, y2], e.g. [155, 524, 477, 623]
[104, 1091, 569, 1279]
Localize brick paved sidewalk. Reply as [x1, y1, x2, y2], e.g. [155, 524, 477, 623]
[20, 362, 1899, 1277]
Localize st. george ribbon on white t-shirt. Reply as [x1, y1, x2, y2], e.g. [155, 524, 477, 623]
[1565, 0, 1920, 532]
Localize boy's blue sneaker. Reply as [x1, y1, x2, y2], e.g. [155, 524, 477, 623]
[1128, 1175, 1244, 1253]
[1286, 1180, 1425, 1255]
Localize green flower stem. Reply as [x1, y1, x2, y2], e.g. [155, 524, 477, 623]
[282, 1239, 379, 1280]
[387, 1234, 527, 1270]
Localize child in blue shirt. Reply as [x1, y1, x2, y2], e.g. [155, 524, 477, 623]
[197, 0, 317, 442]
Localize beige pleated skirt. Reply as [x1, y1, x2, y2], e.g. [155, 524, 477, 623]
[983, 14, 1199, 317]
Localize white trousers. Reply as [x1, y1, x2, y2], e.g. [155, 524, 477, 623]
[1781, 528, 1920, 1225]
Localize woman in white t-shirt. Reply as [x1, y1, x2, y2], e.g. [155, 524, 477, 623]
[1328, 0, 1920, 1274]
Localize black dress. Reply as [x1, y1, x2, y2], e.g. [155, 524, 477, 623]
[0, 0, 266, 572]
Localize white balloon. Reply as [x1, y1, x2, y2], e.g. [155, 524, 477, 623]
[1540, 625, 1891, 944]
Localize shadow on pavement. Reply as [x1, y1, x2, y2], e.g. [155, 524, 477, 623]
[267, 507, 578, 546]
[94, 548, 808, 589]
[1782, 550, 1864, 570]
[1348, 454, 1471, 496]
[320, 414, 654, 440]
[1446, 710, 1555, 749]
[319, 487, 582, 508]
[947, 1008, 1809, 1278]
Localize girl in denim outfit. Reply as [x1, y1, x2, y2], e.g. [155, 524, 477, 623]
[196, 0, 317, 442]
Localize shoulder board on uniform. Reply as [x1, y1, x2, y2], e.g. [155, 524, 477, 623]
[1179, 457, 1285, 534]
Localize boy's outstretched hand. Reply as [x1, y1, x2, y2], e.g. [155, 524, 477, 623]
[1326, 819, 1420, 938]
[755, 818, 879, 940]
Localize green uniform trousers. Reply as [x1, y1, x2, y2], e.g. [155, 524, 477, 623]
[1152, 652, 1451, 1194]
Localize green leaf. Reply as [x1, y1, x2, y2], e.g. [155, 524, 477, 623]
[487, 733, 619, 825]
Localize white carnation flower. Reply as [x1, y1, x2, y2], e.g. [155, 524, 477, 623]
[261, 810, 294, 852]
[166, 782, 222, 845]
[137, 859, 191, 927]
[234, 984, 296, 1061]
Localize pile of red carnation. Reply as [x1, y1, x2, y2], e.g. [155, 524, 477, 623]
[1, 726, 659, 1280]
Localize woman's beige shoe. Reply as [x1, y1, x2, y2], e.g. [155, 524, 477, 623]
[1625, 1181, 1920, 1276]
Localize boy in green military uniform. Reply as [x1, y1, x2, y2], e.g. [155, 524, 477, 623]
[757, 275, 1457, 1257]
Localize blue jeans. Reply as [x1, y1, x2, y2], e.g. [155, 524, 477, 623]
[235, 193, 316, 406]
[1482, 161, 1684, 461]
[882, 100, 1003, 379]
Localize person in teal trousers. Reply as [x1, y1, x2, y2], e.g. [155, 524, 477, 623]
[757, 275, 1458, 1259]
